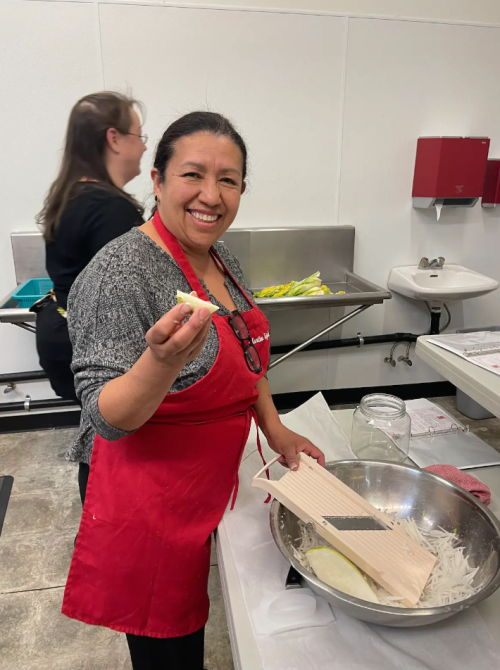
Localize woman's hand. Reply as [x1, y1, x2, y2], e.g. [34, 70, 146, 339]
[266, 424, 325, 471]
[145, 299, 212, 371]
[99, 293, 213, 433]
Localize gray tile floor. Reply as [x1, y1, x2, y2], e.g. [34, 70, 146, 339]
[1, 395, 500, 669]
[0, 429, 233, 670]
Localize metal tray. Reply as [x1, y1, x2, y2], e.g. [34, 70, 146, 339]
[254, 272, 391, 312]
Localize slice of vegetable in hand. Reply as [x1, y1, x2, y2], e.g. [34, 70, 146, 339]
[306, 546, 379, 604]
[176, 290, 219, 315]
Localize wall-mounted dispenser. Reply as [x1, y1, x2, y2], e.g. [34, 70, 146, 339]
[481, 160, 500, 208]
[412, 137, 490, 219]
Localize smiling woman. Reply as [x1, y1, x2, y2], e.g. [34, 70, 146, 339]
[61, 111, 324, 670]
[147, 111, 247, 250]
[145, 114, 246, 272]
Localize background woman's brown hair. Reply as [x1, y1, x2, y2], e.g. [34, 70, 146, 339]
[38, 91, 144, 241]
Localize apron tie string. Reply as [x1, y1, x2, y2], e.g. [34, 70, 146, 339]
[230, 407, 271, 510]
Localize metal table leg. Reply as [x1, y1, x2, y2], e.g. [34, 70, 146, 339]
[267, 305, 370, 370]
[12, 322, 36, 333]
[0, 476, 14, 537]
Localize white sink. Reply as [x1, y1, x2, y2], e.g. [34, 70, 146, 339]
[388, 264, 499, 303]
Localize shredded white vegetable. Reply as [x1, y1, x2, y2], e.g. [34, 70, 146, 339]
[292, 514, 481, 608]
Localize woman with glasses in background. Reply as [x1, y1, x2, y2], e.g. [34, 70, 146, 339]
[35, 90, 146, 420]
[61, 111, 323, 670]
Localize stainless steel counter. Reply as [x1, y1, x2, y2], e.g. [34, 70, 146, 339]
[0, 292, 35, 331]
[1, 227, 392, 366]
[221, 226, 391, 312]
[1, 231, 43, 330]
[221, 226, 391, 367]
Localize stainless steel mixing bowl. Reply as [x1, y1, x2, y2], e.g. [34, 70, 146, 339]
[270, 460, 500, 627]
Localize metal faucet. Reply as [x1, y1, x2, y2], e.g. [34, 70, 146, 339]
[418, 257, 445, 269]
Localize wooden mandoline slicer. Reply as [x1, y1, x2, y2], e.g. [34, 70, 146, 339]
[252, 453, 436, 606]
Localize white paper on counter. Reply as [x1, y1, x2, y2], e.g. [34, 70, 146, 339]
[410, 432, 500, 470]
[251, 588, 335, 636]
[222, 392, 500, 670]
[278, 392, 354, 462]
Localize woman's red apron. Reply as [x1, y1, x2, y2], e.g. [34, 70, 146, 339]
[62, 213, 270, 638]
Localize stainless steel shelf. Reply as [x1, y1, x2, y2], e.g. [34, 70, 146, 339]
[1, 226, 393, 368]
[0, 293, 35, 329]
[254, 272, 391, 312]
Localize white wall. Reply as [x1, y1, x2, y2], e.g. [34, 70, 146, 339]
[99, 5, 346, 226]
[0, 0, 102, 376]
[323, 17, 500, 394]
[84, 1, 500, 26]
[2, 0, 500, 398]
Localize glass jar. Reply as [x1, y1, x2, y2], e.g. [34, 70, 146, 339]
[351, 393, 411, 462]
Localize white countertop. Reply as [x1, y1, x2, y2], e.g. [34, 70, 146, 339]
[416, 335, 500, 418]
[334, 408, 500, 495]
[217, 408, 500, 670]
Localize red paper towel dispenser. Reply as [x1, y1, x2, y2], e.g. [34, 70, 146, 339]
[412, 137, 490, 210]
[482, 160, 500, 208]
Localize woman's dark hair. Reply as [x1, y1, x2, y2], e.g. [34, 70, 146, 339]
[38, 91, 144, 241]
[152, 111, 247, 214]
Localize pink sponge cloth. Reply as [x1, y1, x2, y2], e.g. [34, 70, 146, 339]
[424, 464, 491, 505]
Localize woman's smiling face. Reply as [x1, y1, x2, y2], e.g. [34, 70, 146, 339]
[152, 131, 246, 252]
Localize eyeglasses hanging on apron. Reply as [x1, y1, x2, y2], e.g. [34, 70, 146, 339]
[228, 310, 263, 374]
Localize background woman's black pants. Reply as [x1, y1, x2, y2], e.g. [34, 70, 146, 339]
[36, 301, 78, 402]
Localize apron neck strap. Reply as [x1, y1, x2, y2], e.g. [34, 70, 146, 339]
[153, 210, 208, 299]
[152, 210, 251, 311]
